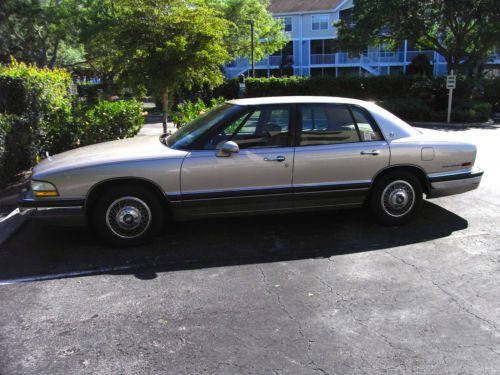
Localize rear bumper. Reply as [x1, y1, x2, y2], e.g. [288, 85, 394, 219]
[18, 190, 86, 226]
[427, 167, 483, 198]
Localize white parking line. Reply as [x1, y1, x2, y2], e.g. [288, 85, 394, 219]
[0, 265, 138, 286]
[0, 208, 19, 223]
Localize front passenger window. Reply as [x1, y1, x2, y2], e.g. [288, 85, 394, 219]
[204, 105, 291, 150]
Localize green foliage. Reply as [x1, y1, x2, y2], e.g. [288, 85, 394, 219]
[207, 0, 288, 62]
[0, 114, 33, 186]
[77, 100, 144, 145]
[407, 54, 433, 76]
[0, 0, 85, 68]
[245, 75, 496, 122]
[378, 98, 434, 121]
[0, 60, 73, 185]
[245, 76, 423, 99]
[172, 97, 226, 127]
[336, 0, 500, 75]
[84, 0, 232, 108]
[379, 99, 492, 122]
[0, 61, 145, 186]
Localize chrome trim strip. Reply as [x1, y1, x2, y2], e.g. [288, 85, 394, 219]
[428, 167, 482, 180]
[292, 180, 371, 189]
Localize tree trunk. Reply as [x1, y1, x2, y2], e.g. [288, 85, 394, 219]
[161, 89, 169, 134]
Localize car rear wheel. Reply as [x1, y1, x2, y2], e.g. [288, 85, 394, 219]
[92, 186, 164, 246]
[370, 171, 423, 225]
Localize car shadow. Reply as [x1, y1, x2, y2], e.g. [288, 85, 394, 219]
[0, 201, 468, 283]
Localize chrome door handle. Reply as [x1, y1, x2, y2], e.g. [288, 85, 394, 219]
[264, 156, 286, 162]
[360, 150, 380, 156]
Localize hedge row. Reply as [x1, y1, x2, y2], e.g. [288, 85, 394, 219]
[0, 61, 72, 186]
[0, 61, 144, 188]
[244, 75, 499, 122]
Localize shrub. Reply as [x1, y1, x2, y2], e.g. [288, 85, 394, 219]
[378, 99, 434, 121]
[78, 100, 145, 146]
[451, 100, 492, 122]
[0, 60, 72, 186]
[0, 114, 34, 185]
[172, 97, 226, 127]
[245, 75, 423, 100]
[379, 98, 492, 122]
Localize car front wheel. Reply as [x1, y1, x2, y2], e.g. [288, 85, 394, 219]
[92, 186, 164, 246]
[370, 171, 423, 225]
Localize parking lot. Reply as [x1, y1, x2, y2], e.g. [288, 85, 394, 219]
[1, 126, 499, 374]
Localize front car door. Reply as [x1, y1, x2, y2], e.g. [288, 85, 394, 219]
[292, 103, 390, 209]
[180, 105, 295, 217]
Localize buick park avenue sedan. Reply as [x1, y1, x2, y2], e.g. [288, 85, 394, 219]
[19, 97, 483, 246]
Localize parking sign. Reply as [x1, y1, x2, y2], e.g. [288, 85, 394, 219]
[446, 75, 456, 89]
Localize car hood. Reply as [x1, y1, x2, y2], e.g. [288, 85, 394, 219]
[33, 135, 187, 177]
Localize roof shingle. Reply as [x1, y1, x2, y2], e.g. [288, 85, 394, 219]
[268, 0, 344, 13]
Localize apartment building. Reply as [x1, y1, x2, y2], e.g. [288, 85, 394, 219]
[224, 0, 500, 79]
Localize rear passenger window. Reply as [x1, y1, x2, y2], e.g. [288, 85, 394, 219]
[298, 104, 360, 146]
[350, 106, 383, 141]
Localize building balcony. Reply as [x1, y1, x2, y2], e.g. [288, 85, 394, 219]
[311, 54, 336, 65]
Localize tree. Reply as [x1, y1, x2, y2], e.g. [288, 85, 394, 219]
[336, 0, 500, 75]
[84, 0, 233, 131]
[0, 0, 84, 68]
[208, 0, 288, 62]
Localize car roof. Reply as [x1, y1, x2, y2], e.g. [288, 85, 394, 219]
[228, 96, 370, 106]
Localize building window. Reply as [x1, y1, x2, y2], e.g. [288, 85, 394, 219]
[278, 16, 292, 32]
[312, 14, 329, 31]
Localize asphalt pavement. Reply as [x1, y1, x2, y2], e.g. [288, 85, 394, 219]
[0, 126, 499, 374]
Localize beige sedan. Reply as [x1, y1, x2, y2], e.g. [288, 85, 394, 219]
[19, 97, 483, 246]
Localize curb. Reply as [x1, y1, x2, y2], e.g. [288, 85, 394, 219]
[410, 120, 497, 129]
[0, 209, 26, 247]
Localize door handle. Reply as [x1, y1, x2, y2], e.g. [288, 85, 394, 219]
[360, 150, 380, 156]
[264, 156, 286, 162]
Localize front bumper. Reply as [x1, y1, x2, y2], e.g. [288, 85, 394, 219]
[18, 189, 86, 226]
[427, 167, 483, 198]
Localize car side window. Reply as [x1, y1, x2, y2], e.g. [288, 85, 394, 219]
[298, 104, 360, 146]
[204, 105, 291, 150]
[350, 106, 383, 141]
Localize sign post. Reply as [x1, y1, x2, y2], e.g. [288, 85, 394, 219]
[446, 70, 456, 123]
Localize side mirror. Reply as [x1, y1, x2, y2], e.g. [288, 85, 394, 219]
[216, 141, 239, 157]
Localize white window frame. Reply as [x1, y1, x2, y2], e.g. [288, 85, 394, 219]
[278, 16, 293, 32]
[312, 14, 330, 31]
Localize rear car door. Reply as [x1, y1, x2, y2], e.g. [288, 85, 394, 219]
[292, 103, 390, 209]
[180, 105, 295, 217]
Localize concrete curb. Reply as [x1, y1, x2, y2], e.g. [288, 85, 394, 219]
[410, 120, 497, 129]
[0, 209, 26, 247]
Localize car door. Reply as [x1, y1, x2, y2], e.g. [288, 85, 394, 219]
[292, 103, 390, 209]
[180, 105, 295, 217]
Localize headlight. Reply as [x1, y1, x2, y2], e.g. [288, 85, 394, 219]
[31, 180, 59, 197]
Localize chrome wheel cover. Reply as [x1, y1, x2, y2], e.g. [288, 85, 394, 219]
[105, 196, 152, 239]
[381, 180, 415, 218]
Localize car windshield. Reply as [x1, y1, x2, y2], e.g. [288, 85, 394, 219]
[165, 103, 241, 149]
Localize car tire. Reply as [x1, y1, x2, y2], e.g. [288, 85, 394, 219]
[369, 171, 423, 225]
[92, 186, 164, 247]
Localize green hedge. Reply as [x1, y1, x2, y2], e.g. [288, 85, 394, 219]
[245, 75, 497, 122]
[0, 61, 145, 188]
[0, 60, 73, 186]
[244, 76, 424, 99]
[0, 114, 33, 184]
[379, 98, 492, 122]
[77, 100, 144, 145]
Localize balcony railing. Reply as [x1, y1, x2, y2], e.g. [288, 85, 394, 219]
[311, 54, 336, 65]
